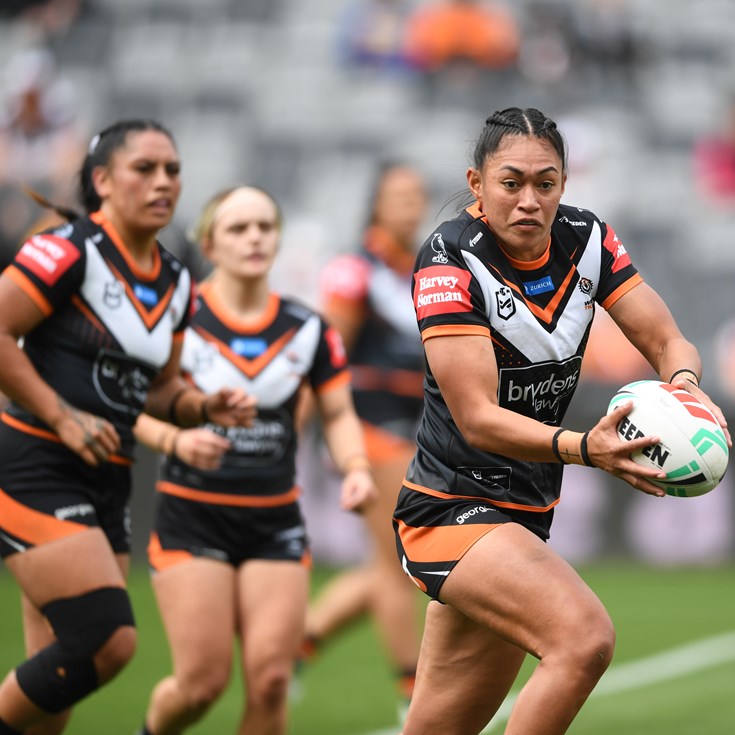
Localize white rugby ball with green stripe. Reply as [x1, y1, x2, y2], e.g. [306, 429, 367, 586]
[607, 380, 729, 497]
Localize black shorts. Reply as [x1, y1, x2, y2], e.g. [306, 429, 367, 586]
[0, 423, 132, 558]
[148, 490, 311, 571]
[393, 485, 550, 601]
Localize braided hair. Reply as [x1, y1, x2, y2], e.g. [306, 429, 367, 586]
[472, 108, 567, 172]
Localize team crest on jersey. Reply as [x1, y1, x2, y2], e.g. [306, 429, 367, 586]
[578, 277, 593, 295]
[495, 286, 516, 321]
[430, 233, 449, 264]
[103, 279, 124, 309]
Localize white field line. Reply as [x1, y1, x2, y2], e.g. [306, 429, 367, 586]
[360, 630, 735, 735]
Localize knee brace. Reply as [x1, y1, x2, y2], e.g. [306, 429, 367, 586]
[15, 587, 135, 714]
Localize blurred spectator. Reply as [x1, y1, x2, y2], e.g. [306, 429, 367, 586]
[402, 0, 519, 72]
[336, 0, 414, 73]
[572, 0, 642, 93]
[0, 46, 87, 270]
[693, 95, 735, 206]
[517, 0, 574, 87]
[0, 0, 84, 38]
[400, 0, 520, 109]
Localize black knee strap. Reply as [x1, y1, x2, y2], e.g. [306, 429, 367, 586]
[15, 587, 135, 713]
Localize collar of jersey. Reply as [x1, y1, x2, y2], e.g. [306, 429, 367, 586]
[90, 210, 162, 281]
[198, 281, 281, 334]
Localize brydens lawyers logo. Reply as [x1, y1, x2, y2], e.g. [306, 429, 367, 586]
[16, 235, 80, 286]
[414, 266, 472, 319]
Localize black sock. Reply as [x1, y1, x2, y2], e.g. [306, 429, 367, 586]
[137, 725, 154, 735]
[0, 716, 22, 735]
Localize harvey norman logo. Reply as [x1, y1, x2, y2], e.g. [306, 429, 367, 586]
[414, 266, 472, 319]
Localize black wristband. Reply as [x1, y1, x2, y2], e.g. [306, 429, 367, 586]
[580, 431, 594, 467]
[669, 368, 699, 386]
[167, 388, 188, 424]
[552, 428, 567, 464]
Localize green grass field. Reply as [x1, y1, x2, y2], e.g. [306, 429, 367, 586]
[1, 563, 734, 734]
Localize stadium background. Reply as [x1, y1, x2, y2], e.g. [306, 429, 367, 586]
[2, 0, 725, 566]
[0, 1, 734, 733]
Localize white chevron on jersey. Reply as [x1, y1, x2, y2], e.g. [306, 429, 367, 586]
[81, 237, 191, 369]
[368, 262, 419, 338]
[461, 221, 603, 363]
[181, 314, 322, 409]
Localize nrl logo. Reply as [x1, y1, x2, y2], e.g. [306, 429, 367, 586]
[495, 286, 515, 320]
[103, 280, 124, 309]
[430, 232, 449, 264]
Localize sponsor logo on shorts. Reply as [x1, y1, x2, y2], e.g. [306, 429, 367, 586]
[55, 503, 95, 521]
[456, 505, 495, 525]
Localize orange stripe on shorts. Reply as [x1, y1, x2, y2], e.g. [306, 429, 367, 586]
[0, 488, 88, 547]
[395, 517, 502, 564]
[147, 532, 194, 572]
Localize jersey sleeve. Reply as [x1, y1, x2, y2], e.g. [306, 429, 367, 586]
[309, 317, 351, 394]
[3, 232, 85, 316]
[172, 272, 195, 339]
[319, 253, 371, 319]
[595, 222, 643, 310]
[412, 227, 491, 342]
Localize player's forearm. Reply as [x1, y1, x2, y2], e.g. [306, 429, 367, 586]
[133, 412, 179, 455]
[654, 337, 702, 384]
[0, 334, 68, 428]
[321, 408, 371, 474]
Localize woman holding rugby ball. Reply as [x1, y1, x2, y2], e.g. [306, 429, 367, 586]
[394, 107, 730, 735]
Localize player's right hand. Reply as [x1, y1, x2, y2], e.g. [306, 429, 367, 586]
[172, 428, 231, 471]
[54, 401, 121, 467]
[587, 401, 666, 497]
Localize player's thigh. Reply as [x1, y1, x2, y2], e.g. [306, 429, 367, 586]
[439, 522, 613, 659]
[152, 558, 237, 675]
[237, 560, 309, 674]
[6, 528, 127, 608]
[414, 601, 526, 720]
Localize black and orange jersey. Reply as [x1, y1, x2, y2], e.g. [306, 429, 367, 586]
[1, 212, 192, 459]
[407, 202, 642, 531]
[159, 282, 350, 502]
[320, 226, 424, 439]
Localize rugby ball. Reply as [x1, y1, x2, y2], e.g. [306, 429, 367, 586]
[607, 380, 728, 497]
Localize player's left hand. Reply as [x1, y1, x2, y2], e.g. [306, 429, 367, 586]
[202, 387, 257, 427]
[340, 468, 378, 514]
[672, 377, 732, 447]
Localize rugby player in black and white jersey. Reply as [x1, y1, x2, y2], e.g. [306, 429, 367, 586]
[132, 186, 376, 735]
[302, 163, 428, 713]
[393, 107, 730, 735]
[0, 121, 256, 735]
